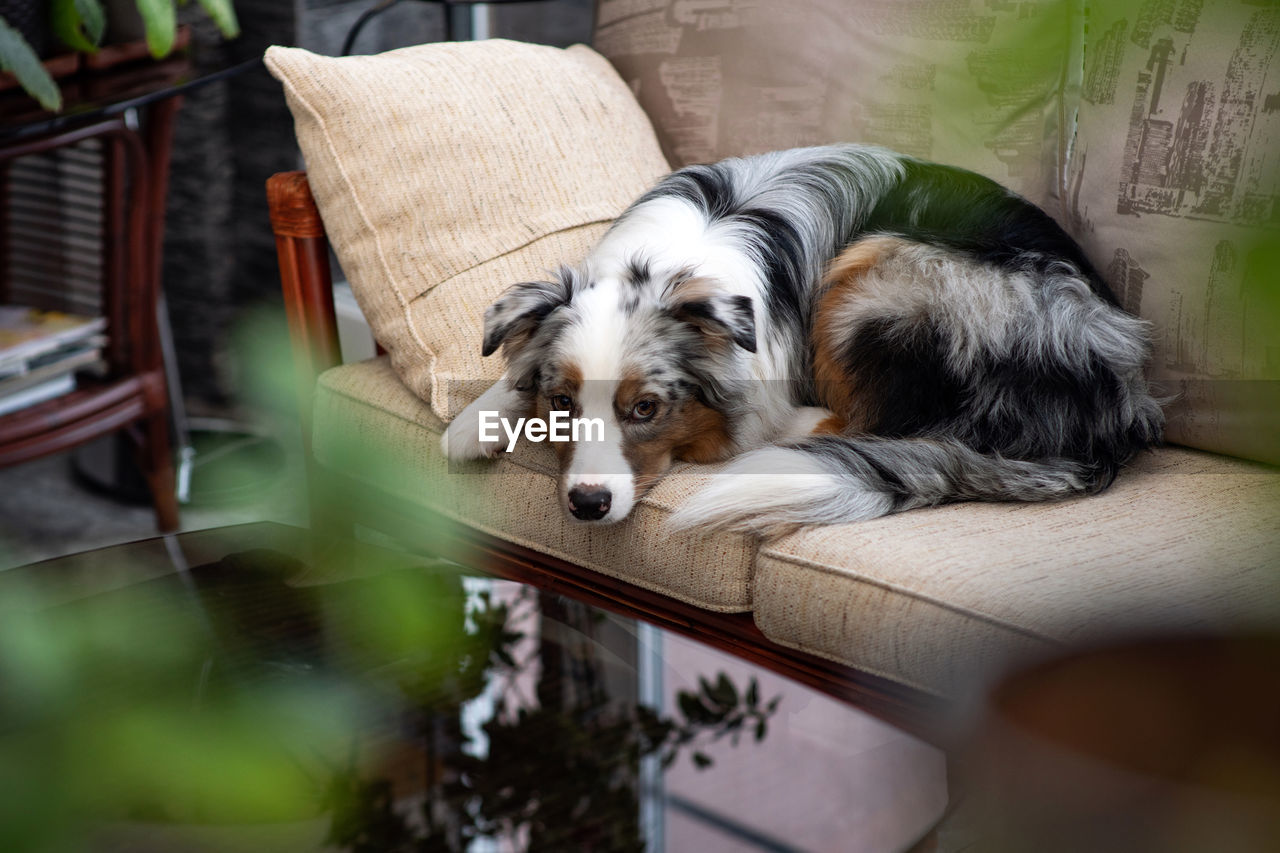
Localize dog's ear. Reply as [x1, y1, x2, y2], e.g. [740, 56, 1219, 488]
[481, 268, 578, 356]
[669, 289, 757, 353]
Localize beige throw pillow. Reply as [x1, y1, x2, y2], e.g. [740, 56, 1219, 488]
[264, 40, 671, 420]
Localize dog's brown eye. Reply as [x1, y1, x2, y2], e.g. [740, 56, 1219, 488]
[631, 400, 658, 421]
[550, 394, 573, 411]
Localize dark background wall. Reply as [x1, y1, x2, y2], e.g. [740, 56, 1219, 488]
[164, 0, 594, 410]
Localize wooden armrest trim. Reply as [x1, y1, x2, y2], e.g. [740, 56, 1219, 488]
[267, 170, 342, 463]
[267, 171, 328, 238]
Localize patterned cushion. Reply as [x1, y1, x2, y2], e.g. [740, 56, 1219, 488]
[1062, 1, 1280, 465]
[593, 0, 1079, 210]
[265, 40, 671, 421]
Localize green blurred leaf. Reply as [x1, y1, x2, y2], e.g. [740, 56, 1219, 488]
[77, 0, 106, 44]
[0, 18, 61, 111]
[133, 0, 175, 58]
[1243, 237, 1280, 338]
[0, 575, 358, 850]
[73, 704, 333, 822]
[196, 0, 238, 39]
[52, 0, 105, 52]
[329, 570, 454, 668]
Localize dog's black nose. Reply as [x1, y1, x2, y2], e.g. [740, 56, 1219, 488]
[568, 485, 612, 521]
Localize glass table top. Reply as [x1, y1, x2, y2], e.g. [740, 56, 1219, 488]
[0, 523, 946, 852]
[0, 46, 259, 143]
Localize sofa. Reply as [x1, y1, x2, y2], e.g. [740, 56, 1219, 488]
[264, 0, 1280, 738]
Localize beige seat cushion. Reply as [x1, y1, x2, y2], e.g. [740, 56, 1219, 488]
[315, 360, 1280, 694]
[311, 357, 757, 612]
[754, 448, 1280, 698]
[265, 40, 671, 422]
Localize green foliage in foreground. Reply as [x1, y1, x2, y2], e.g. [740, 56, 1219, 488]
[0, 0, 239, 111]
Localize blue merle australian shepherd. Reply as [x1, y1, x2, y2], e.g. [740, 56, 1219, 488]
[443, 144, 1164, 537]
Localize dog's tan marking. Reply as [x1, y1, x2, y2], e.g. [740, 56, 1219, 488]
[670, 402, 733, 462]
[614, 371, 647, 416]
[813, 236, 905, 431]
[622, 400, 734, 497]
[668, 274, 722, 302]
[622, 439, 672, 497]
[811, 414, 848, 436]
[614, 368, 734, 499]
[549, 361, 585, 466]
[825, 235, 904, 284]
[560, 362, 583, 393]
[665, 276, 744, 354]
[616, 369, 670, 498]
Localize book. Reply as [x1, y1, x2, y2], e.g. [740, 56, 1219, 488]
[0, 306, 107, 377]
[0, 374, 76, 417]
[0, 346, 106, 397]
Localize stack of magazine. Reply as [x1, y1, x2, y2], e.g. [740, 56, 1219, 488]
[0, 306, 108, 417]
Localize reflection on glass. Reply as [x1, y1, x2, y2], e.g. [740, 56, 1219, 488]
[0, 540, 781, 852]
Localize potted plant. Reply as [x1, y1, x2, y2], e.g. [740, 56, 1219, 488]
[0, 0, 238, 112]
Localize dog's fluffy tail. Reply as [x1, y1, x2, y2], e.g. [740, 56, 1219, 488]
[669, 436, 1098, 537]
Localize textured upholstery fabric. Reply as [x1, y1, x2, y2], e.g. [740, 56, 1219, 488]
[265, 40, 671, 421]
[1059, 1, 1280, 465]
[311, 358, 758, 612]
[593, 0, 1079, 211]
[754, 448, 1280, 697]
[313, 359, 1280, 696]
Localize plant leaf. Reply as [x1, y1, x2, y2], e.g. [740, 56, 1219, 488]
[692, 751, 712, 769]
[196, 0, 239, 39]
[76, 0, 106, 43]
[716, 673, 738, 707]
[134, 0, 176, 58]
[52, 0, 105, 52]
[0, 18, 62, 111]
[677, 690, 706, 724]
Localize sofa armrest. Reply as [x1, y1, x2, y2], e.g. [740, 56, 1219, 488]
[266, 171, 342, 453]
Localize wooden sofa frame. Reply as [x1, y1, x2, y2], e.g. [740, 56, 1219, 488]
[266, 171, 950, 744]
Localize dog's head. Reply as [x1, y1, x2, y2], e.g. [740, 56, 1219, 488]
[481, 261, 756, 524]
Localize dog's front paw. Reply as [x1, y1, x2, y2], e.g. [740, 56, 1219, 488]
[441, 413, 502, 461]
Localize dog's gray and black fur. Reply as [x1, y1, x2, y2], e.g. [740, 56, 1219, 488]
[444, 144, 1164, 535]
